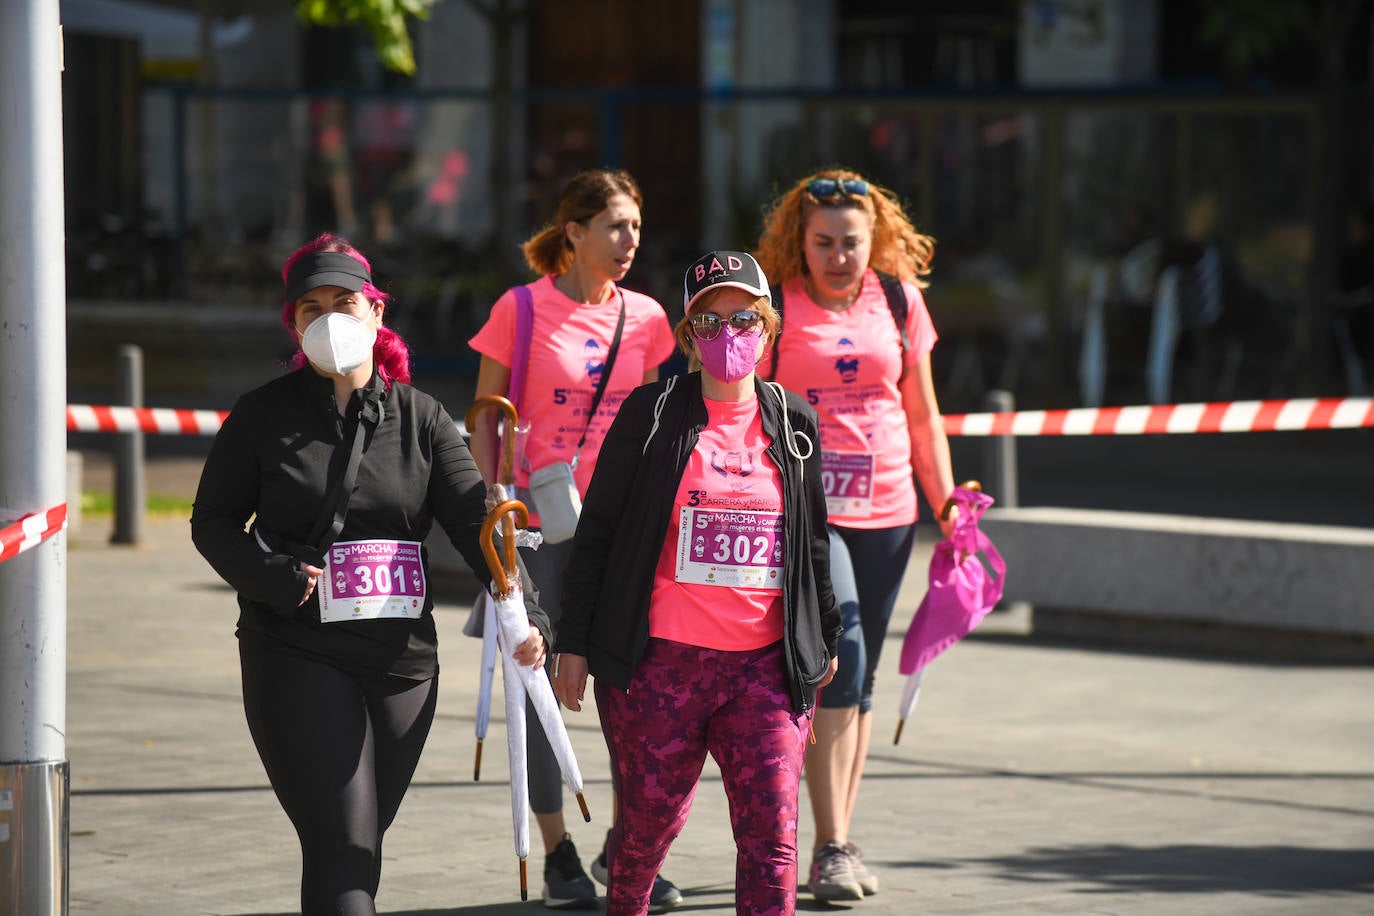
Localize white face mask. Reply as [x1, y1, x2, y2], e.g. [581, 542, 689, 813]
[300, 311, 377, 376]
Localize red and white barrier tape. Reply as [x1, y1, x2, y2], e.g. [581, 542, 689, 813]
[67, 405, 229, 436]
[0, 504, 68, 565]
[66, 396, 1374, 438]
[943, 397, 1374, 437]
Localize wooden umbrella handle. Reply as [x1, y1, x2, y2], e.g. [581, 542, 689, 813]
[479, 498, 529, 597]
[940, 479, 982, 521]
[465, 394, 521, 486]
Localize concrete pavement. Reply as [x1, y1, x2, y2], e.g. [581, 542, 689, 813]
[58, 456, 1374, 914]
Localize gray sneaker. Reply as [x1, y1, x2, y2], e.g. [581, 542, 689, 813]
[647, 874, 683, 913]
[542, 833, 598, 910]
[843, 841, 879, 896]
[808, 840, 864, 901]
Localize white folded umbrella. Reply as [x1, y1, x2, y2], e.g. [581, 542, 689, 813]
[478, 496, 590, 901]
[496, 591, 532, 898]
[492, 575, 590, 821]
[473, 591, 498, 781]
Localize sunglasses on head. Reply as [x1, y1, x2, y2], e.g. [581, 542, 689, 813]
[806, 178, 870, 200]
[690, 310, 763, 340]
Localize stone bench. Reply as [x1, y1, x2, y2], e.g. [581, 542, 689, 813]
[981, 507, 1374, 659]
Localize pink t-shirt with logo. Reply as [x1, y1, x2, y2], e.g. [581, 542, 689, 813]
[649, 395, 785, 651]
[761, 269, 937, 529]
[469, 275, 676, 494]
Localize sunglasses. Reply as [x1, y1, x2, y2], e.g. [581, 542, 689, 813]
[806, 178, 870, 200]
[690, 310, 763, 341]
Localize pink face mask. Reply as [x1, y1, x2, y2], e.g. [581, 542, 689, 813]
[696, 325, 763, 383]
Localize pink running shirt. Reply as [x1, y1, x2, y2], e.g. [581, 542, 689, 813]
[761, 269, 937, 529]
[469, 275, 675, 494]
[649, 394, 785, 651]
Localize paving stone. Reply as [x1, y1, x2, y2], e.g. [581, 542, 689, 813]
[52, 460, 1374, 915]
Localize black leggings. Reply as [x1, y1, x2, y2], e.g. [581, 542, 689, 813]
[240, 640, 437, 916]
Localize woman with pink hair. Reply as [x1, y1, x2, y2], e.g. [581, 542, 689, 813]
[192, 233, 551, 915]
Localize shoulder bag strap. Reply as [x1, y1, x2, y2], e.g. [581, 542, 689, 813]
[304, 388, 385, 558]
[571, 291, 626, 469]
[509, 284, 535, 413]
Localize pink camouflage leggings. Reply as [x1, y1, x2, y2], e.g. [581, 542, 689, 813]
[594, 637, 812, 915]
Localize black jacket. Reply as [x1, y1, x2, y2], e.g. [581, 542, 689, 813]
[556, 372, 840, 712]
[191, 367, 550, 680]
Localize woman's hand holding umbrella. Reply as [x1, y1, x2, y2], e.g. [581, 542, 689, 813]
[510, 626, 546, 670]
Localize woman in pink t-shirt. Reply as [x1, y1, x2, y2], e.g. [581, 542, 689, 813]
[468, 169, 678, 909]
[552, 251, 839, 915]
[756, 169, 960, 902]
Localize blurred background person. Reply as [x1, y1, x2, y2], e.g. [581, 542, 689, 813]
[756, 168, 958, 902]
[467, 168, 679, 910]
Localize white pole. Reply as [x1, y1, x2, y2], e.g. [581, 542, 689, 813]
[0, 0, 70, 911]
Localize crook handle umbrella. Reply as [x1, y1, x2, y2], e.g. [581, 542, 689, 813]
[476, 497, 527, 788]
[466, 394, 521, 487]
[480, 498, 528, 598]
[479, 493, 536, 901]
[896, 479, 1002, 745]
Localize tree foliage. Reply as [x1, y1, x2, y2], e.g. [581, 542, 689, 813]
[1198, 0, 1312, 77]
[295, 0, 438, 75]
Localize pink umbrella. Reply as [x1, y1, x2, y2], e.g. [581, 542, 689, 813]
[893, 481, 1005, 745]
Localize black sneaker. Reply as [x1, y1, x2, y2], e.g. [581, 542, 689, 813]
[542, 833, 598, 910]
[589, 831, 682, 913]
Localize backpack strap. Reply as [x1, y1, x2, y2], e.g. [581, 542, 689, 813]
[875, 269, 911, 379]
[508, 284, 535, 413]
[769, 273, 910, 380]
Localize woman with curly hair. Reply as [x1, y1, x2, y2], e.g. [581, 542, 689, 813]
[755, 169, 960, 901]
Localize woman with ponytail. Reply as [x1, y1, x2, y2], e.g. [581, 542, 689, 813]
[192, 233, 551, 915]
[468, 168, 679, 910]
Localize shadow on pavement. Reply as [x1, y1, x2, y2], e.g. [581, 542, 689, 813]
[939, 844, 1374, 895]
